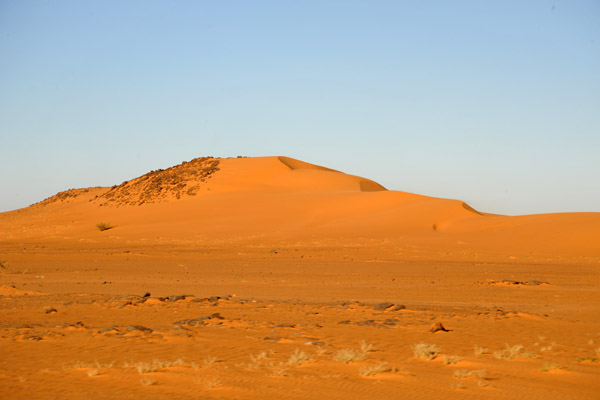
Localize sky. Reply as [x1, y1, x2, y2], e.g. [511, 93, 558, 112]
[1, 0, 599, 215]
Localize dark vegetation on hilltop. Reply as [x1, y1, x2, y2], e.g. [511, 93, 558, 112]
[95, 157, 221, 206]
[33, 157, 221, 208]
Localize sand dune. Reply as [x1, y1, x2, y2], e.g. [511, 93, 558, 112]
[1, 156, 599, 399]
[1, 156, 597, 256]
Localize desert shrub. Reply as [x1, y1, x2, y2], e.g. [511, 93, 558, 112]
[494, 344, 536, 360]
[96, 222, 113, 231]
[359, 362, 395, 376]
[333, 349, 366, 363]
[288, 348, 313, 366]
[412, 343, 440, 360]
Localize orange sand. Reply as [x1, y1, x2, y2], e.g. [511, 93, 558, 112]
[0, 156, 599, 399]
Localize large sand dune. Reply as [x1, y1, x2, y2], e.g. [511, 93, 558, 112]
[1, 156, 599, 399]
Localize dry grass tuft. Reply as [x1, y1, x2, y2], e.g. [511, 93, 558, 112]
[125, 358, 185, 374]
[96, 222, 113, 231]
[204, 378, 223, 388]
[443, 355, 461, 365]
[453, 369, 487, 379]
[288, 348, 314, 366]
[314, 347, 327, 356]
[494, 344, 536, 360]
[265, 362, 289, 377]
[359, 340, 375, 353]
[250, 352, 269, 362]
[412, 343, 440, 360]
[541, 363, 564, 372]
[333, 348, 367, 363]
[203, 356, 217, 367]
[140, 377, 156, 386]
[474, 345, 490, 355]
[359, 362, 395, 376]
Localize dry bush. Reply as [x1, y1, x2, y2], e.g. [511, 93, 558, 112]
[203, 378, 222, 388]
[314, 347, 327, 356]
[71, 361, 115, 369]
[140, 377, 156, 386]
[494, 344, 536, 360]
[203, 356, 217, 366]
[360, 341, 375, 353]
[474, 345, 490, 355]
[288, 348, 313, 366]
[541, 363, 564, 372]
[125, 358, 185, 374]
[359, 362, 395, 376]
[412, 343, 440, 360]
[443, 355, 461, 365]
[333, 349, 366, 363]
[453, 369, 487, 379]
[250, 352, 269, 362]
[265, 362, 289, 377]
[96, 222, 113, 231]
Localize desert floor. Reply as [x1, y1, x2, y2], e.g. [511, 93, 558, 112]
[1, 240, 599, 400]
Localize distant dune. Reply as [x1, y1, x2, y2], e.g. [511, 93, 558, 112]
[1, 156, 598, 256]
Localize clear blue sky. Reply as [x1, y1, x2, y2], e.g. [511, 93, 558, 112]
[1, 0, 599, 215]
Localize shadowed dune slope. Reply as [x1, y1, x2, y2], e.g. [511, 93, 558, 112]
[0, 156, 599, 256]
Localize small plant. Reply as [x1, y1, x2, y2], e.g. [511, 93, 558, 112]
[127, 358, 185, 374]
[204, 356, 217, 366]
[288, 348, 313, 366]
[333, 349, 366, 363]
[140, 377, 156, 386]
[474, 345, 490, 355]
[86, 369, 100, 377]
[96, 222, 113, 231]
[197, 378, 222, 388]
[315, 347, 327, 356]
[250, 352, 268, 362]
[360, 340, 375, 353]
[541, 363, 564, 372]
[453, 369, 487, 379]
[493, 344, 536, 360]
[575, 356, 598, 362]
[359, 362, 395, 376]
[412, 343, 440, 360]
[443, 355, 461, 365]
[266, 362, 289, 377]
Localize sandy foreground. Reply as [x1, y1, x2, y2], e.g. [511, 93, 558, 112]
[0, 156, 599, 399]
